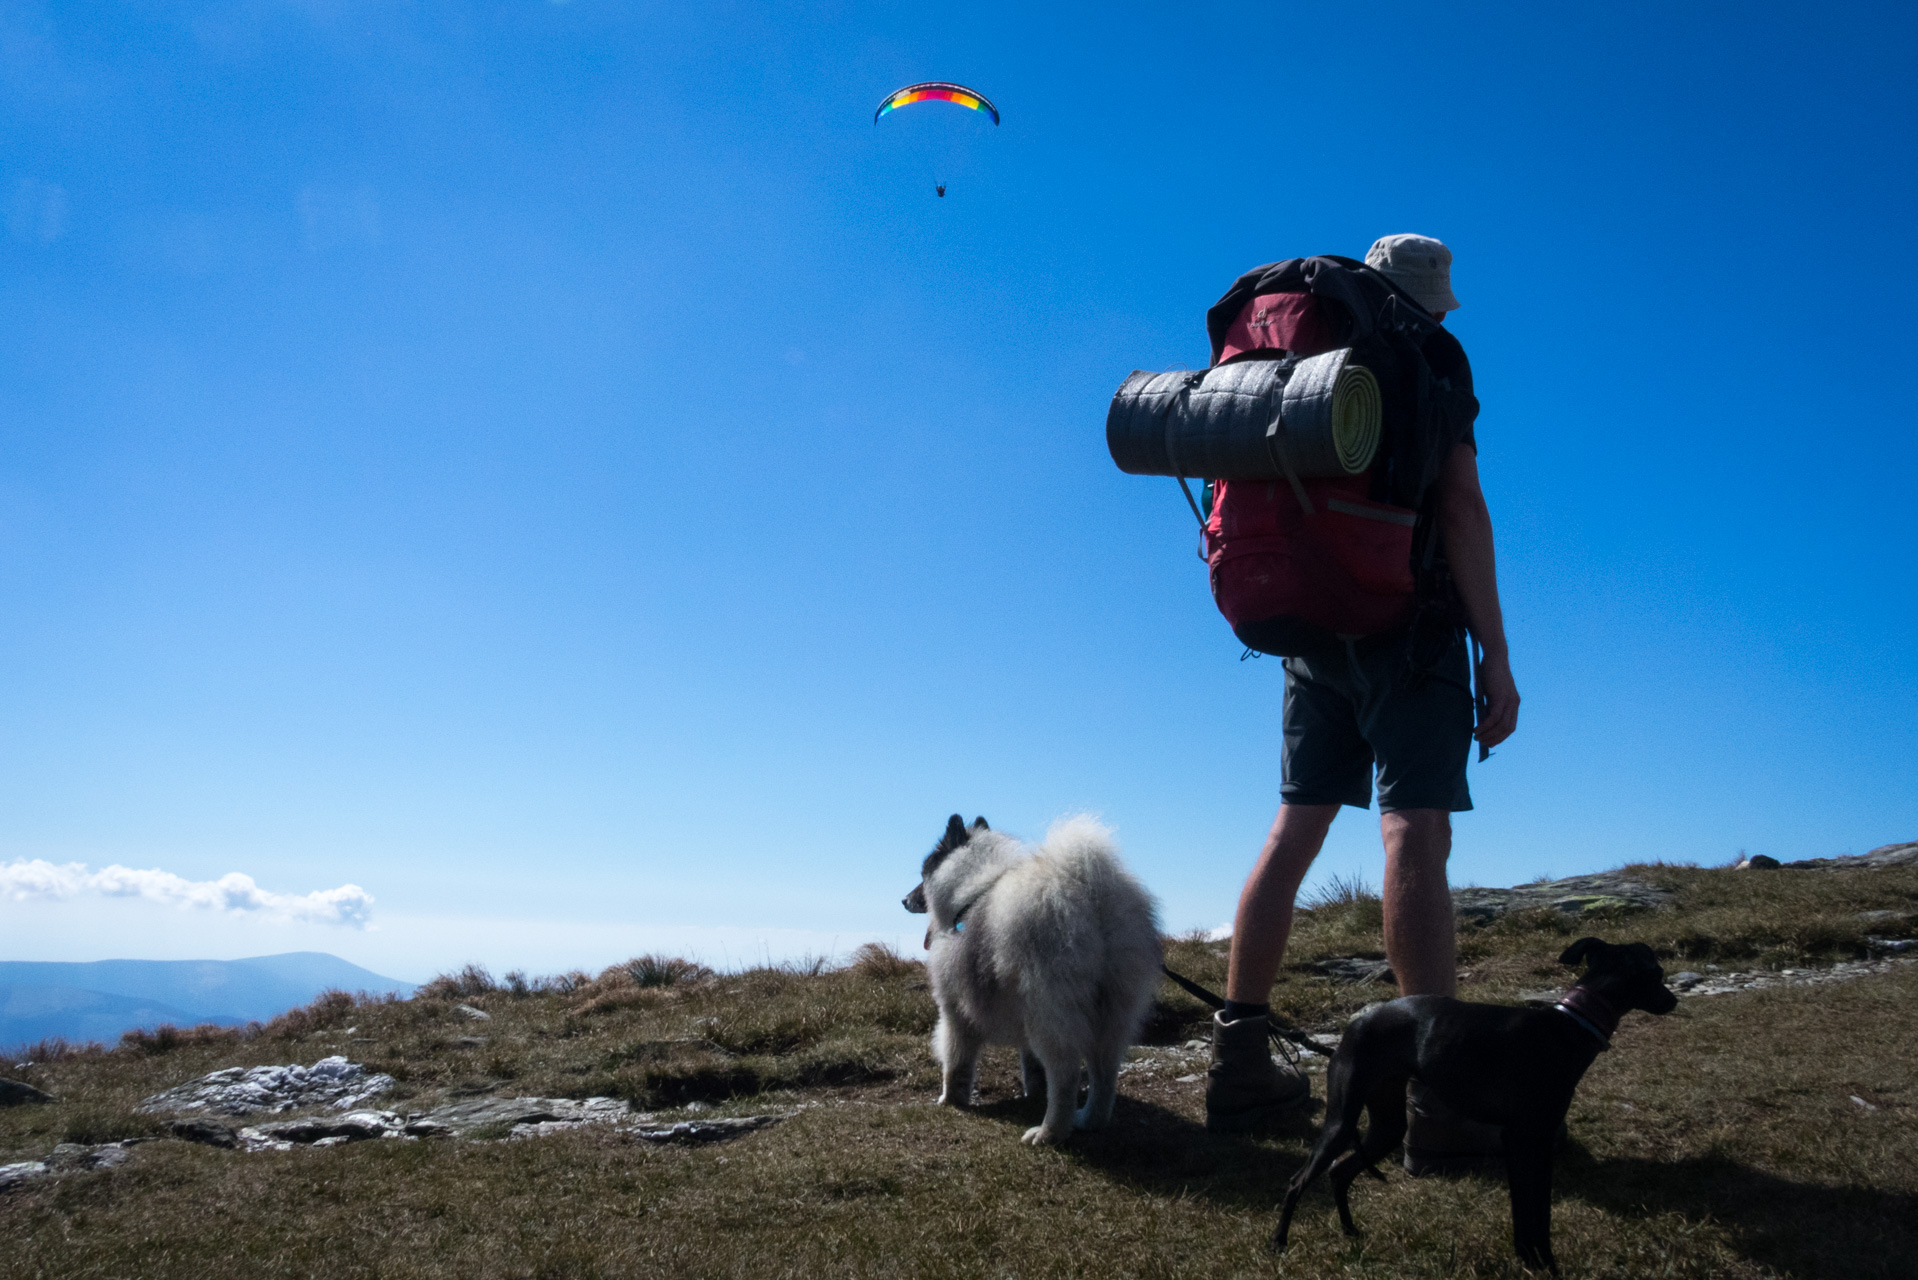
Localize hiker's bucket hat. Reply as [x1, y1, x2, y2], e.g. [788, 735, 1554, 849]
[1365, 233, 1461, 314]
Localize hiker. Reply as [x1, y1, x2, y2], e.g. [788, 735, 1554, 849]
[1202, 235, 1520, 1172]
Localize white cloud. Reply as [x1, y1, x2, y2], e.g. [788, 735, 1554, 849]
[0, 859, 374, 927]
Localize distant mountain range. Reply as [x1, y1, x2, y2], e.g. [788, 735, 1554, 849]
[0, 953, 416, 1051]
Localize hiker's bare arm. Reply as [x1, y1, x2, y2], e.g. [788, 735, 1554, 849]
[1438, 442, 1519, 749]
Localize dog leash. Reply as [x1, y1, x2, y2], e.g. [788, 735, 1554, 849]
[1161, 964, 1341, 1061]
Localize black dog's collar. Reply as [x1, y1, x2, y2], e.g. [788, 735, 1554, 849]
[1553, 985, 1621, 1048]
[1552, 1002, 1610, 1048]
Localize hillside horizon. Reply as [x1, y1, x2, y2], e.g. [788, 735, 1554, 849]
[0, 952, 414, 1051]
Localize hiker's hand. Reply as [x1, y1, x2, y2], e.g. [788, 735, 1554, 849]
[1475, 652, 1520, 750]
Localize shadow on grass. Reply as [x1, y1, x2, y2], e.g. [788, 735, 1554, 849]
[967, 1094, 1915, 1280]
[1558, 1148, 1918, 1280]
[965, 1091, 1318, 1214]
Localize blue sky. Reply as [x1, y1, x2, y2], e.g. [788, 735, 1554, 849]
[2, 1, 1913, 982]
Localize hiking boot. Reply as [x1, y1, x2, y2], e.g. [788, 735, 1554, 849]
[1205, 1010, 1310, 1134]
[1403, 1081, 1505, 1175]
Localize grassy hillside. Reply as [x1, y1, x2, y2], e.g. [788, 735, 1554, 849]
[2, 861, 1914, 1279]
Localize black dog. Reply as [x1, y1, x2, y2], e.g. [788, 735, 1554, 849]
[1271, 937, 1680, 1274]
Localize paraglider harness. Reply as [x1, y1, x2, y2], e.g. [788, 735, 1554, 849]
[1192, 256, 1480, 690]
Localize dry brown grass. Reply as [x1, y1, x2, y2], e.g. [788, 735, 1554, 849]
[2, 862, 1914, 1278]
[847, 941, 922, 980]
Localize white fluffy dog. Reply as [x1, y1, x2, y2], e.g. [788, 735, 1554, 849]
[902, 814, 1163, 1144]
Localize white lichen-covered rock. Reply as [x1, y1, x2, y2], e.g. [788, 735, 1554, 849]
[207, 1096, 638, 1150]
[0, 1142, 136, 1188]
[138, 1056, 395, 1117]
[233, 1109, 431, 1151]
[422, 1095, 629, 1137]
[1674, 955, 1915, 996]
[630, 1115, 784, 1145]
[0, 1160, 48, 1189]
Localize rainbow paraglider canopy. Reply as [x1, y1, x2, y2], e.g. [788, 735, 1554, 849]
[873, 82, 1000, 126]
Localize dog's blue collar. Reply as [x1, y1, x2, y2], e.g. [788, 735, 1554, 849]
[1552, 1001, 1611, 1049]
[944, 882, 999, 936]
[945, 895, 983, 936]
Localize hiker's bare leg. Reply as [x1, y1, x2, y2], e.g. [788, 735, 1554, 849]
[1381, 808, 1457, 997]
[1226, 803, 1339, 1003]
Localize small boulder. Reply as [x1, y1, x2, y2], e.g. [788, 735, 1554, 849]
[1735, 855, 1781, 870]
[1308, 957, 1395, 985]
[46, 1143, 130, 1172]
[631, 1114, 784, 1145]
[243, 1109, 409, 1146]
[0, 1161, 49, 1189]
[0, 1079, 53, 1107]
[169, 1118, 240, 1149]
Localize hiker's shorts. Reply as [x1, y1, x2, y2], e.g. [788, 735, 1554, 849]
[1279, 628, 1475, 813]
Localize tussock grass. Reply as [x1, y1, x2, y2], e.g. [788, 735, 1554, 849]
[619, 954, 715, 989]
[2, 863, 1915, 1278]
[847, 941, 921, 980]
[417, 963, 502, 1000]
[9, 1036, 105, 1066]
[118, 1023, 248, 1057]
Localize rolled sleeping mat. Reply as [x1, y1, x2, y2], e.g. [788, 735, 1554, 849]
[1105, 362, 1283, 479]
[1277, 348, 1382, 478]
[1106, 348, 1382, 480]
[1105, 369, 1204, 476]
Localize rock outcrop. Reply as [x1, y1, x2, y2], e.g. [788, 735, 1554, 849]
[1779, 841, 1918, 871]
[419, 1095, 628, 1137]
[233, 1109, 444, 1152]
[1518, 955, 1915, 1004]
[138, 1055, 394, 1117]
[154, 1087, 786, 1152]
[1451, 873, 1674, 924]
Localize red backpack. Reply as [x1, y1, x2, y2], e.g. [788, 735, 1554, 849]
[1205, 289, 1419, 656]
[1107, 256, 1478, 657]
[1198, 258, 1476, 656]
